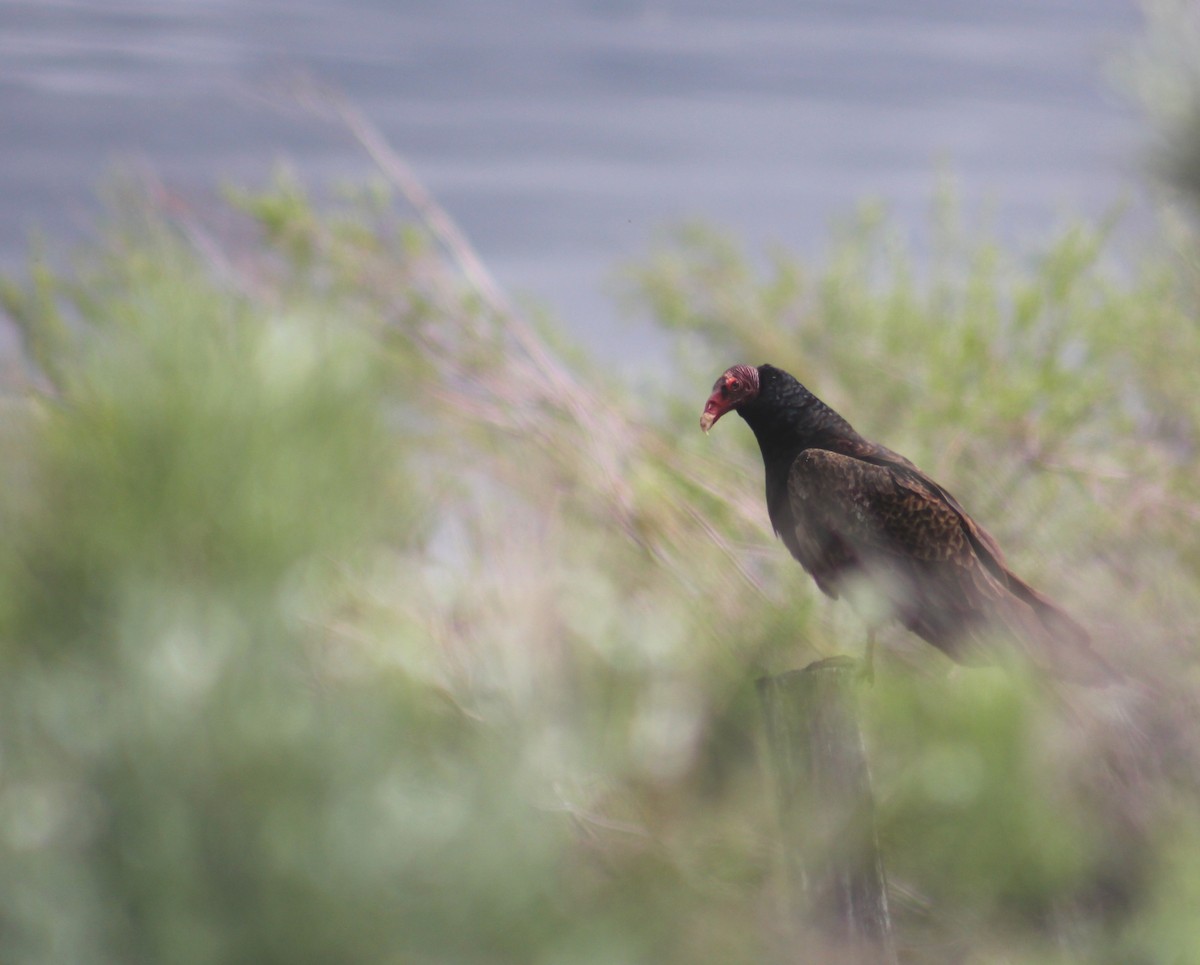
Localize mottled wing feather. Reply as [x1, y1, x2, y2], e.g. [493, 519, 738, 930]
[789, 449, 973, 562]
[784, 447, 1113, 682]
[834, 437, 1011, 566]
[786, 448, 1013, 658]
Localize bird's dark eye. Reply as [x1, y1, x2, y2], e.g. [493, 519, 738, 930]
[727, 379, 741, 392]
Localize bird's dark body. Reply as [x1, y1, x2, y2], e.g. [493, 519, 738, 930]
[713, 363, 1110, 682]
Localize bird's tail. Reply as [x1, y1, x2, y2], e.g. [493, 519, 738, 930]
[1002, 572, 1121, 686]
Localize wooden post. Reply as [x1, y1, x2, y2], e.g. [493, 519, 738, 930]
[758, 656, 898, 965]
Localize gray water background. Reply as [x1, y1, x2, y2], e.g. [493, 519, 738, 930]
[1, 0, 1144, 360]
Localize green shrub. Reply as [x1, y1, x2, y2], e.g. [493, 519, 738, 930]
[0, 168, 1197, 963]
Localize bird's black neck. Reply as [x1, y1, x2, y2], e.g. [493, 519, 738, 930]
[732, 365, 864, 536]
[737, 366, 861, 471]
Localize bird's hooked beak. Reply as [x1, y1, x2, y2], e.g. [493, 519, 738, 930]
[700, 388, 733, 433]
[701, 364, 759, 432]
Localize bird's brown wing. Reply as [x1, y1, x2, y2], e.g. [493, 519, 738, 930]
[786, 448, 1112, 682]
[835, 437, 1012, 566]
[787, 448, 1008, 656]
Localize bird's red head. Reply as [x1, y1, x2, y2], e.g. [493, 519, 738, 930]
[700, 364, 760, 432]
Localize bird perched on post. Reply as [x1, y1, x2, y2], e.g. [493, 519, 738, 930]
[701, 362, 1114, 684]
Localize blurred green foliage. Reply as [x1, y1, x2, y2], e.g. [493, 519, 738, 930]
[0, 142, 1199, 964]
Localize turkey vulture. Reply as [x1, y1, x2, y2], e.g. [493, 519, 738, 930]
[701, 363, 1114, 683]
